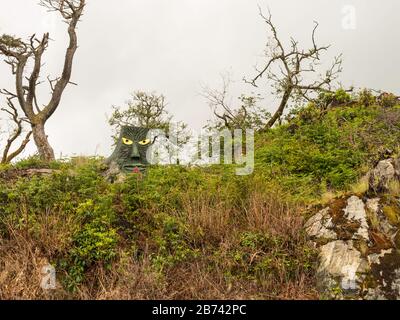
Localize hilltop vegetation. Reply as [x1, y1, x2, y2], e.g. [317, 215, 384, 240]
[1, 96, 400, 299]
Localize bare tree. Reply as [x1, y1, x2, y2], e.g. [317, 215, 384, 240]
[246, 8, 343, 129]
[0, 95, 32, 164]
[0, 0, 86, 161]
[202, 75, 270, 131]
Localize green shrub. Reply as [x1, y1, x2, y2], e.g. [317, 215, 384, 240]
[151, 213, 199, 272]
[357, 89, 377, 107]
[378, 92, 399, 108]
[14, 155, 49, 169]
[315, 88, 352, 108]
[226, 231, 315, 283]
[256, 103, 400, 199]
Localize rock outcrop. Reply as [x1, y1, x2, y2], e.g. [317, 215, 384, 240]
[369, 159, 396, 192]
[306, 158, 400, 299]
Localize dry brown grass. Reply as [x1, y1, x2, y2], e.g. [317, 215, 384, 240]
[0, 189, 318, 300]
[171, 190, 318, 300]
[182, 191, 234, 244]
[0, 228, 69, 299]
[160, 260, 317, 300]
[0, 208, 75, 299]
[75, 254, 165, 300]
[244, 192, 304, 236]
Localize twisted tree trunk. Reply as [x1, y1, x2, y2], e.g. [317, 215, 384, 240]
[0, 0, 85, 162]
[32, 122, 55, 161]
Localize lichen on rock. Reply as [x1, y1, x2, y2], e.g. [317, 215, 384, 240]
[317, 240, 368, 297]
[343, 196, 369, 241]
[306, 157, 400, 299]
[369, 159, 396, 193]
[305, 207, 337, 241]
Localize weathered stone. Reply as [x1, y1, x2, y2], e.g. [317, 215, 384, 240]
[369, 249, 400, 299]
[305, 207, 337, 240]
[366, 198, 380, 215]
[369, 159, 396, 192]
[390, 268, 400, 297]
[365, 198, 381, 230]
[317, 240, 368, 295]
[306, 184, 400, 299]
[364, 287, 388, 300]
[393, 157, 400, 177]
[343, 196, 369, 241]
[394, 231, 400, 248]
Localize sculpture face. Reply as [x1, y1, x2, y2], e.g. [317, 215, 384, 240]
[108, 126, 153, 174]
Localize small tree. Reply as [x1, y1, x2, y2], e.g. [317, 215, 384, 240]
[109, 91, 191, 144]
[109, 91, 172, 140]
[245, 8, 343, 130]
[203, 76, 270, 131]
[0, 96, 32, 164]
[0, 0, 86, 161]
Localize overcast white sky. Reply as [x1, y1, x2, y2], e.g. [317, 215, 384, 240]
[0, 0, 399, 158]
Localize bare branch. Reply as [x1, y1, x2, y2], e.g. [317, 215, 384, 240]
[42, 0, 85, 121]
[0, 0, 85, 161]
[247, 8, 344, 129]
[0, 96, 32, 163]
[203, 74, 269, 131]
[26, 33, 49, 110]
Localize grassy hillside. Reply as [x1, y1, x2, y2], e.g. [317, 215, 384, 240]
[1, 100, 400, 299]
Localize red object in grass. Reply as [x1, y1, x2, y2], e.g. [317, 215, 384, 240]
[132, 167, 141, 174]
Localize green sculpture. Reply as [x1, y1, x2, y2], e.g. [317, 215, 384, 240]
[106, 126, 154, 175]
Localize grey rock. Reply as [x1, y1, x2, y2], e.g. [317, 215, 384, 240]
[306, 162, 400, 300]
[369, 159, 396, 192]
[366, 198, 380, 215]
[305, 207, 337, 240]
[366, 197, 396, 238]
[343, 196, 369, 241]
[393, 157, 400, 177]
[317, 240, 368, 294]
[364, 287, 388, 300]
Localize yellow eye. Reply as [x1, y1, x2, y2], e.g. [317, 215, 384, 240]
[122, 137, 133, 145]
[138, 139, 151, 145]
